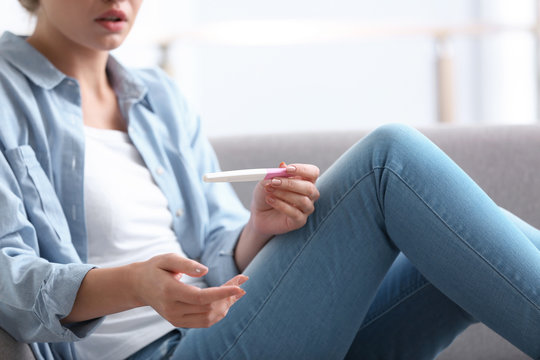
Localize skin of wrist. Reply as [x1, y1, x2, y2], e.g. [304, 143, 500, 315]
[124, 262, 146, 308]
[244, 216, 273, 245]
[234, 217, 274, 272]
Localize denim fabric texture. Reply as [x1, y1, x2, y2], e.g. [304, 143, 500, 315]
[127, 330, 183, 360]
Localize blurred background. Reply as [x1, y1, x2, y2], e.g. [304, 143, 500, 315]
[1, 0, 539, 136]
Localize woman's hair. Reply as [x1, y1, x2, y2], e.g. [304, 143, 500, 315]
[18, 0, 39, 13]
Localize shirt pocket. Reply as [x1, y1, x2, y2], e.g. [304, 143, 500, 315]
[4, 145, 72, 248]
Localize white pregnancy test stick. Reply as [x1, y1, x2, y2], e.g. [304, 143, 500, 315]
[203, 168, 290, 183]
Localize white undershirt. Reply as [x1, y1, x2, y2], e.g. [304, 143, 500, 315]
[74, 126, 206, 360]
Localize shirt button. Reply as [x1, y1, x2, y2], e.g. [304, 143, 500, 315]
[176, 209, 184, 217]
[156, 166, 165, 175]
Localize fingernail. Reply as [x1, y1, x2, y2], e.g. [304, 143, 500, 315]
[265, 185, 275, 192]
[237, 276, 249, 285]
[267, 196, 275, 204]
[286, 165, 296, 173]
[271, 178, 281, 186]
[195, 266, 208, 274]
[235, 291, 246, 301]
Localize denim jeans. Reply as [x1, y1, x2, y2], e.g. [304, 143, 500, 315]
[129, 124, 540, 360]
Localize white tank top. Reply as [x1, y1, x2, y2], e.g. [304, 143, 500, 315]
[74, 126, 206, 360]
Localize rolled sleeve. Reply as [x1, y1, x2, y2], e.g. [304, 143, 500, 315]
[0, 252, 102, 343]
[33, 263, 101, 341]
[202, 225, 245, 287]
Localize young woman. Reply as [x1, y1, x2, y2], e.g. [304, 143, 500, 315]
[1, 0, 539, 359]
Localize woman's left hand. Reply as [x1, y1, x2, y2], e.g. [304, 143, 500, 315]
[249, 163, 320, 237]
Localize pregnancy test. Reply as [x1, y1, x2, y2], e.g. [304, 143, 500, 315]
[203, 168, 291, 183]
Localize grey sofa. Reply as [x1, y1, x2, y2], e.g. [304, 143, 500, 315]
[1, 124, 537, 359]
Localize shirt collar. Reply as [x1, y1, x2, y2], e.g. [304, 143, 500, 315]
[0, 31, 149, 104]
[0, 31, 65, 90]
[106, 56, 148, 103]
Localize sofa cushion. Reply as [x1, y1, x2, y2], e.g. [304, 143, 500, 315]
[0, 327, 35, 359]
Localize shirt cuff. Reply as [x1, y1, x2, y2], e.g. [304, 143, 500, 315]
[33, 263, 102, 341]
[203, 226, 244, 287]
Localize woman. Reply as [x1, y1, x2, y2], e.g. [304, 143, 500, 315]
[1, 0, 539, 359]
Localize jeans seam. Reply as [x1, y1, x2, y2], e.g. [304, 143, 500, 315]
[218, 169, 378, 359]
[376, 165, 540, 313]
[358, 281, 432, 331]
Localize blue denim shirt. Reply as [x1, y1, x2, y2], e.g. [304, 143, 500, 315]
[0, 31, 249, 360]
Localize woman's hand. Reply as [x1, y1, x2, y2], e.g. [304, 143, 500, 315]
[131, 253, 247, 328]
[62, 253, 246, 328]
[250, 163, 320, 237]
[234, 163, 320, 271]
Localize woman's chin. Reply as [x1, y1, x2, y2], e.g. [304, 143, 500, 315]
[95, 34, 130, 52]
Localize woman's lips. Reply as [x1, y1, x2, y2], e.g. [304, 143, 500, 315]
[95, 9, 127, 32]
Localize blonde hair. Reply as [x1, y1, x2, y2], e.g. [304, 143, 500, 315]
[18, 0, 39, 13]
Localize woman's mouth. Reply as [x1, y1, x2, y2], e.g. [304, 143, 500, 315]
[95, 10, 128, 32]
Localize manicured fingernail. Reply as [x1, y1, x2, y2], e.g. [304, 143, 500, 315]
[271, 178, 281, 186]
[235, 291, 246, 301]
[195, 266, 207, 274]
[286, 165, 296, 173]
[174, 273, 183, 282]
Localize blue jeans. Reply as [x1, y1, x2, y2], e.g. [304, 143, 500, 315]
[129, 124, 540, 360]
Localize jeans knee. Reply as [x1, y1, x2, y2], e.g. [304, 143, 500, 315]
[362, 123, 422, 160]
[333, 124, 426, 184]
[368, 124, 418, 146]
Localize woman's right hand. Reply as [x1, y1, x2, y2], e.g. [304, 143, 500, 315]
[131, 253, 247, 328]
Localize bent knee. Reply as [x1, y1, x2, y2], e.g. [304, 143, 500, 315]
[369, 123, 432, 153]
[356, 123, 432, 166]
[368, 123, 420, 146]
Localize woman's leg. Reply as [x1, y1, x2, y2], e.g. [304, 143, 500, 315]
[172, 124, 540, 359]
[500, 207, 540, 249]
[346, 210, 540, 360]
[345, 253, 476, 360]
